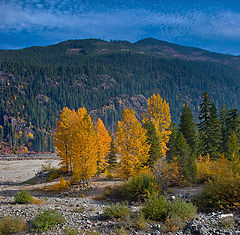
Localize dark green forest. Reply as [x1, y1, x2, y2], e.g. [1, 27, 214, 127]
[0, 38, 240, 152]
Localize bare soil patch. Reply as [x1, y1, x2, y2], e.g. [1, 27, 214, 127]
[0, 159, 60, 184]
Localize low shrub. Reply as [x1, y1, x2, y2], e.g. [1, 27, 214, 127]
[93, 194, 106, 201]
[153, 158, 185, 189]
[72, 205, 85, 213]
[196, 153, 240, 183]
[31, 198, 45, 205]
[165, 199, 197, 229]
[219, 217, 235, 229]
[169, 199, 197, 222]
[0, 216, 27, 234]
[32, 209, 65, 232]
[115, 227, 128, 235]
[141, 194, 170, 221]
[14, 191, 32, 204]
[163, 217, 180, 233]
[142, 194, 196, 227]
[78, 229, 101, 235]
[194, 173, 240, 211]
[48, 170, 60, 181]
[64, 227, 78, 235]
[103, 203, 131, 220]
[120, 174, 159, 200]
[134, 212, 147, 230]
[48, 177, 70, 191]
[104, 188, 111, 196]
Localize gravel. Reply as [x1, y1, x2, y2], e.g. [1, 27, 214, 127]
[0, 194, 239, 235]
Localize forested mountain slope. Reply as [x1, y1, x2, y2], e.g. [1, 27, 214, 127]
[0, 38, 240, 152]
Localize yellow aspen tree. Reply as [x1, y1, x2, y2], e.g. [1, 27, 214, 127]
[53, 107, 76, 172]
[146, 93, 171, 157]
[116, 109, 150, 179]
[96, 118, 112, 170]
[71, 109, 98, 182]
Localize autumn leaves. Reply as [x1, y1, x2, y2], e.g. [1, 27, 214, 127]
[54, 107, 112, 182]
[116, 109, 150, 178]
[54, 93, 171, 181]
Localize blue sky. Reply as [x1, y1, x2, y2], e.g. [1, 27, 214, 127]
[1, 0, 240, 55]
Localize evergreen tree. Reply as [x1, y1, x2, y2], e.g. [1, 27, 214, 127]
[166, 123, 178, 162]
[199, 92, 212, 156]
[226, 108, 240, 140]
[227, 132, 240, 158]
[219, 104, 228, 153]
[175, 132, 197, 183]
[47, 134, 55, 153]
[143, 120, 162, 167]
[198, 92, 222, 158]
[179, 102, 199, 156]
[0, 125, 3, 144]
[208, 103, 222, 157]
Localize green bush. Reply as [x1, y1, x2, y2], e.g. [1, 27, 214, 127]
[219, 217, 235, 229]
[48, 170, 60, 181]
[194, 174, 240, 211]
[141, 194, 170, 221]
[133, 212, 147, 230]
[14, 191, 32, 204]
[168, 199, 197, 228]
[32, 209, 65, 232]
[64, 227, 78, 235]
[169, 199, 197, 221]
[120, 174, 159, 200]
[103, 203, 131, 220]
[0, 216, 27, 234]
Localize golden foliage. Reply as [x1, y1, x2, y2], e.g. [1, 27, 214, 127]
[195, 168, 240, 210]
[28, 132, 34, 139]
[115, 109, 150, 179]
[96, 118, 112, 170]
[146, 93, 171, 157]
[53, 107, 77, 172]
[23, 146, 28, 153]
[54, 107, 99, 183]
[167, 157, 185, 186]
[153, 158, 184, 189]
[164, 217, 179, 233]
[71, 111, 98, 181]
[197, 153, 240, 183]
[48, 177, 70, 191]
[231, 152, 240, 174]
[196, 153, 213, 182]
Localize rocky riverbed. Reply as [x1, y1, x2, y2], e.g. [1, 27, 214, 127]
[0, 158, 239, 234]
[0, 192, 240, 234]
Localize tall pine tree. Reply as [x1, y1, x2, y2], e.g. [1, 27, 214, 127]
[143, 120, 162, 167]
[219, 104, 228, 153]
[208, 103, 222, 157]
[175, 132, 197, 183]
[179, 102, 199, 156]
[198, 93, 222, 158]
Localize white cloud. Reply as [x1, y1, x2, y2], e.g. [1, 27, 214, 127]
[1, 1, 240, 42]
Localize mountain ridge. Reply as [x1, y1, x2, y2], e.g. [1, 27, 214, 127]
[0, 37, 239, 152]
[1, 38, 240, 69]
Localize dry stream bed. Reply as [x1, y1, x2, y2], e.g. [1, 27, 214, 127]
[0, 156, 239, 234]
